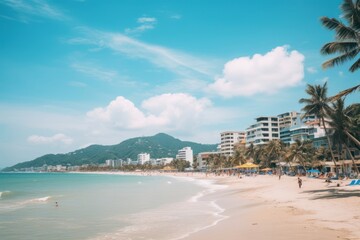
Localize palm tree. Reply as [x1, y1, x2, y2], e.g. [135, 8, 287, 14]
[287, 140, 314, 174]
[234, 142, 247, 165]
[320, 0, 360, 99]
[299, 83, 338, 169]
[245, 142, 256, 161]
[327, 99, 360, 176]
[320, 0, 360, 72]
[254, 145, 267, 166]
[329, 84, 360, 102]
[265, 139, 285, 167]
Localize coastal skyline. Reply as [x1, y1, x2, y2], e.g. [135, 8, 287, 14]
[0, 0, 359, 168]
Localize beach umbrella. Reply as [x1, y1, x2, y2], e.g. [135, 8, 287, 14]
[162, 166, 177, 172]
[235, 163, 259, 169]
[260, 168, 272, 171]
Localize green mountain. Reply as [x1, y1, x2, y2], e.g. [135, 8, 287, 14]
[3, 133, 218, 171]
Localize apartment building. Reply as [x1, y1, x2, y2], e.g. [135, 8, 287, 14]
[137, 153, 150, 165]
[176, 147, 193, 164]
[220, 131, 245, 156]
[246, 116, 279, 146]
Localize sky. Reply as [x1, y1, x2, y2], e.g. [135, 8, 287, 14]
[0, 0, 359, 168]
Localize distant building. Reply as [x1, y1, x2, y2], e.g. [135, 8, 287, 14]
[151, 158, 173, 166]
[137, 153, 150, 165]
[176, 147, 193, 164]
[105, 159, 123, 168]
[278, 111, 300, 130]
[220, 131, 245, 156]
[246, 116, 279, 146]
[279, 112, 327, 145]
[197, 151, 221, 170]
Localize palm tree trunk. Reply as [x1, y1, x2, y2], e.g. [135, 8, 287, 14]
[344, 144, 360, 177]
[321, 117, 338, 172]
[344, 131, 360, 147]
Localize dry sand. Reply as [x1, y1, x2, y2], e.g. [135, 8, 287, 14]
[182, 174, 360, 240]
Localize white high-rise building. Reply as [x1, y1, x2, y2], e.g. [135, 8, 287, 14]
[137, 153, 150, 165]
[278, 112, 327, 145]
[220, 131, 245, 156]
[105, 159, 123, 168]
[246, 116, 279, 146]
[278, 111, 300, 130]
[176, 147, 193, 164]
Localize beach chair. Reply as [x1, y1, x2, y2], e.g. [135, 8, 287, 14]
[348, 179, 359, 186]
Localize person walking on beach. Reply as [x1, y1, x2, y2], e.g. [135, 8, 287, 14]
[297, 177, 302, 188]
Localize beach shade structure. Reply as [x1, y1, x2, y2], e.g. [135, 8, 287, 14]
[161, 166, 178, 172]
[260, 168, 272, 171]
[307, 169, 320, 173]
[235, 163, 260, 169]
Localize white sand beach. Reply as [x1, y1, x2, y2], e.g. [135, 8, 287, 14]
[77, 171, 360, 239]
[180, 173, 360, 240]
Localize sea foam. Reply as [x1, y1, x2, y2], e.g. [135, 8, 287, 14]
[0, 191, 11, 199]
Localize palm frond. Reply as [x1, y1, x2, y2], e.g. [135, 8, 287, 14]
[320, 17, 342, 30]
[322, 48, 360, 69]
[336, 25, 358, 40]
[329, 84, 360, 101]
[341, 0, 360, 30]
[321, 41, 358, 55]
[320, 17, 358, 40]
[349, 56, 360, 71]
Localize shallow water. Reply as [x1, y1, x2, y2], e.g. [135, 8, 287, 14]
[0, 173, 226, 240]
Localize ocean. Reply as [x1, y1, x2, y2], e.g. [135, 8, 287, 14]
[0, 172, 226, 240]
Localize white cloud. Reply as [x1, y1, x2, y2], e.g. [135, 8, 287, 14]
[137, 17, 156, 23]
[1, 0, 67, 22]
[71, 62, 117, 82]
[307, 67, 317, 74]
[86, 94, 211, 131]
[68, 27, 217, 78]
[207, 46, 305, 97]
[125, 16, 157, 35]
[27, 133, 73, 145]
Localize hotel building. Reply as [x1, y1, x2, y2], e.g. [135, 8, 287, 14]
[220, 131, 246, 156]
[176, 147, 193, 164]
[137, 153, 150, 165]
[246, 116, 279, 146]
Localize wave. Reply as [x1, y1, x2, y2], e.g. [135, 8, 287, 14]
[89, 176, 229, 240]
[0, 195, 53, 213]
[0, 191, 11, 199]
[28, 196, 52, 203]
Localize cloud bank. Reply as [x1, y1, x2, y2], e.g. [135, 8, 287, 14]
[1, 0, 67, 22]
[68, 27, 216, 78]
[28, 133, 73, 145]
[208, 46, 305, 97]
[125, 17, 157, 34]
[86, 93, 211, 131]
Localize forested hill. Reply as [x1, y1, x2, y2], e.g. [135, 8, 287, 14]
[3, 133, 218, 171]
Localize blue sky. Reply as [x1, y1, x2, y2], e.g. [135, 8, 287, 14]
[0, 0, 359, 168]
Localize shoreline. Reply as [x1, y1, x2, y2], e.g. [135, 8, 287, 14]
[181, 173, 360, 240]
[49, 171, 360, 239]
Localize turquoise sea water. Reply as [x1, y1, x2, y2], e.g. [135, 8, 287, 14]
[0, 173, 226, 240]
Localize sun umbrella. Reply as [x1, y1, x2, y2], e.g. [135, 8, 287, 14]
[235, 163, 259, 169]
[260, 168, 272, 171]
